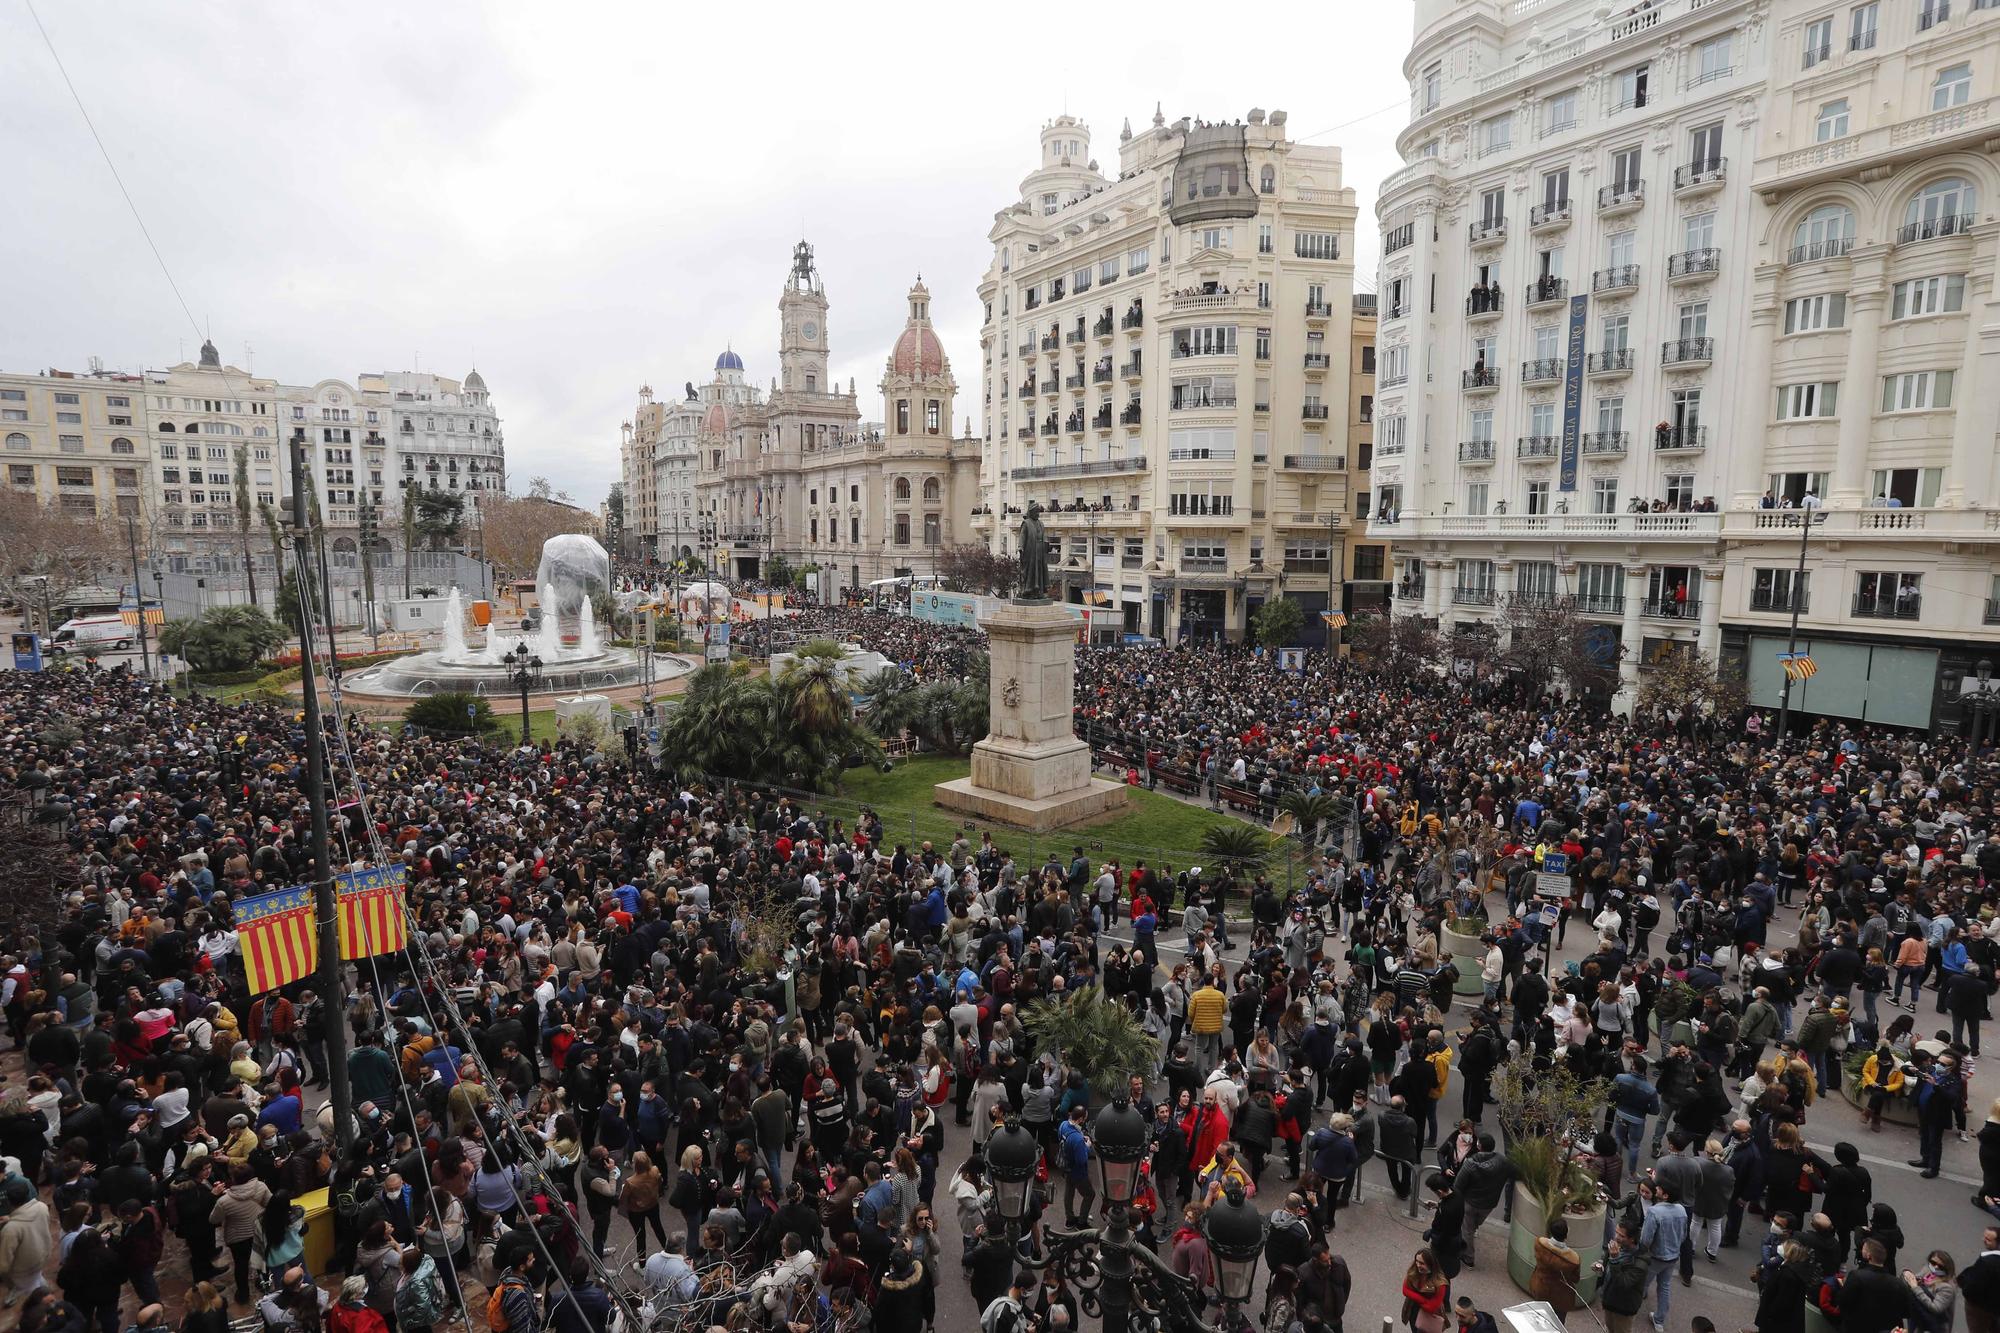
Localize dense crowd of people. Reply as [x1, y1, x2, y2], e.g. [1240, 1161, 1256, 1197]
[2, 612, 1999, 1333]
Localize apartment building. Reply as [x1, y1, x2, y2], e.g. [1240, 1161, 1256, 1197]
[1347, 296, 1386, 602]
[1375, 0, 2000, 729]
[1, 363, 151, 524]
[1374, 0, 1769, 704]
[973, 110, 1362, 645]
[618, 385, 701, 562]
[1717, 0, 2000, 732]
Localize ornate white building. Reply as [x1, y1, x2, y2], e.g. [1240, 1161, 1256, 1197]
[973, 110, 1374, 644]
[1374, 0, 2000, 731]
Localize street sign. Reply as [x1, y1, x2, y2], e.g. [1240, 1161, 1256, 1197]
[1538, 905, 1559, 926]
[1535, 873, 1570, 899]
[1540, 852, 1569, 875]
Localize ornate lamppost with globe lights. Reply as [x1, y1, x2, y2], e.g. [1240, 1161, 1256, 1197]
[504, 641, 542, 746]
[982, 1103, 1264, 1333]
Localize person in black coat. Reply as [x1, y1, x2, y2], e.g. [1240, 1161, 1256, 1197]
[1752, 1242, 1818, 1333]
[1378, 1096, 1421, 1199]
[1958, 1225, 2000, 1333]
[1842, 1239, 1915, 1333]
[1149, 1101, 1189, 1204]
[1422, 1173, 1467, 1279]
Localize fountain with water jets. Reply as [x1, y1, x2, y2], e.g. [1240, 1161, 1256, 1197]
[341, 534, 697, 700]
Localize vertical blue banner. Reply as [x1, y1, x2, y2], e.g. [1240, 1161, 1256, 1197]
[1560, 292, 1589, 492]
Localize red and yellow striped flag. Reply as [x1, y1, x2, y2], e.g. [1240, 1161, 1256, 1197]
[337, 866, 409, 961]
[235, 887, 317, 995]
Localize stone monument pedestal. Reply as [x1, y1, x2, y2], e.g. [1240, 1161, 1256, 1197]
[934, 599, 1127, 832]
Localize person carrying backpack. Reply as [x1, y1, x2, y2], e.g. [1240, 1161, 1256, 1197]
[486, 1249, 543, 1333]
[981, 1270, 1035, 1333]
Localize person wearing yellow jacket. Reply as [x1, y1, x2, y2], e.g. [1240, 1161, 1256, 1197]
[1859, 1044, 1905, 1132]
[1188, 978, 1228, 1077]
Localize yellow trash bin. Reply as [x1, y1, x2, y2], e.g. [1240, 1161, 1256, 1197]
[295, 1186, 335, 1277]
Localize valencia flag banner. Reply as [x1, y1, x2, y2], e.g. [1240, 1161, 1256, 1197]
[236, 886, 318, 995]
[337, 866, 409, 961]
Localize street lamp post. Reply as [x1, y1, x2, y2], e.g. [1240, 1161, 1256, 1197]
[981, 1105, 1254, 1333]
[504, 641, 543, 746]
[1773, 508, 1825, 744]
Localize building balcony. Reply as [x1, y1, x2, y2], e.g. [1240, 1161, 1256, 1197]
[1121, 307, 1144, 331]
[1093, 317, 1115, 340]
[1282, 453, 1347, 471]
[1919, 1, 1949, 31]
[1466, 287, 1504, 319]
[1014, 457, 1148, 481]
[1667, 248, 1722, 282]
[1385, 302, 1410, 320]
[1015, 383, 1035, 401]
[1385, 222, 1415, 253]
[1017, 346, 1034, 361]
[1522, 358, 1564, 384]
[1986, 597, 2000, 625]
[1642, 595, 1702, 619]
[1461, 367, 1501, 392]
[1380, 371, 1408, 388]
[1040, 421, 1059, 437]
[1065, 373, 1085, 390]
[1066, 329, 1086, 345]
[1120, 359, 1143, 381]
[1760, 95, 1997, 194]
[1305, 301, 1332, 321]
[1040, 336, 1060, 352]
[1787, 237, 1854, 265]
[1120, 404, 1143, 425]
[1662, 337, 1714, 367]
[1898, 214, 1977, 245]
[1530, 199, 1573, 231]
[1038, 379, 1058, 396]
[1303, 353, 1331, 372]
[1597, 181, 1645, 215]
[1092, 408, 1113, 430]
[1525, 277, 1569, 309]
[1593, 265, 1641, 294]
[1388, 510, 1722, 544]
[1750, 587, 1808, 613]
[1674, 157, 1727, 194]
[1854, 591, 1922, 620]
[1458, 440, 1496, 463]
[1574, 593, 1626, 616]
[1587, 348, 1635, 376]
[1654, 424, 1707, 452]
[1165, 290, 1256, 317]
[1064, 415, 1085, 435]
[1302, 404, 1330, 420]
[1469, 217, 1507, 247]
[1452, 586, 1496, 606]
[1093, 366, 1114, 384]
[1721, 506, 2000, 540]
[1518, 435, 1560, 460]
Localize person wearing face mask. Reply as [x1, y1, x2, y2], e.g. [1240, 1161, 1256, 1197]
[1905, 1249, 1960, 1333]
[596, 1084, 631, 1161]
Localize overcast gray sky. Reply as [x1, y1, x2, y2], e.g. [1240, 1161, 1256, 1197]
[1, 2, 1412, 504]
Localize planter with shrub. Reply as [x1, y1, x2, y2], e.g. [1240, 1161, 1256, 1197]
[1496, 1053, 1611, 1301]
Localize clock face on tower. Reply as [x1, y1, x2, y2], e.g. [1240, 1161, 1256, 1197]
[801, 321, 818, 342]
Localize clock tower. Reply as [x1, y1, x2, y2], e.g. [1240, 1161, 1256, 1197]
[778, 239, 830, 396]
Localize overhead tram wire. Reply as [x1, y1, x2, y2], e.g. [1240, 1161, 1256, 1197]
[293, 559, 648, 1331]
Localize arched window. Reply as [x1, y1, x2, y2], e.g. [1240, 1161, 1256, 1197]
[1904, 177, 1979, 241]
[1260, 165, 1276, 194]
[110, 437, 134, 455]
[922, 477, 941, 501]
[925, 400, 941, 433]
[1791, 204, 1855, 261]
[894, 477, 912, 502]
[157, 421, 175, 432]
[5, 433, 28, 451]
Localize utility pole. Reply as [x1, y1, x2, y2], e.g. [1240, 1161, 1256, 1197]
[124, 516, 153, 679]
[1774, 509, 1821, 744]
[287, 430, 354, 1149]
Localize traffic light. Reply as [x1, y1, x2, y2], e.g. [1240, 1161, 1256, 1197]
[359, 501, 377, 551]
[622, 726, 639, 761]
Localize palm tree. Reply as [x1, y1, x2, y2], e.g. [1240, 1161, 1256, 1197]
[401, 490, 416, 598]
[1278, 792, 1345, 850]
[259, 499, 286, 596]
[778, 650, 850, 735]
[1021, 988, 1160, 1098]
[1198, 822, 1272, 878]
[233, 447, 258, 608]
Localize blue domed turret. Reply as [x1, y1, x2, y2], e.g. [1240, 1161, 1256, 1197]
[715, 348, 744, 372]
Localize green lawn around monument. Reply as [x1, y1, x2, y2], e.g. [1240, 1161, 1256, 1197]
[833, 754, 1292, 876]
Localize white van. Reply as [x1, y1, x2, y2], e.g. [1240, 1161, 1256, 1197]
[48, 614, 133, 654]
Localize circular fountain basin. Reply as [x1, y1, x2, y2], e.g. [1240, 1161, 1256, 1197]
[341, 646, 695, 699]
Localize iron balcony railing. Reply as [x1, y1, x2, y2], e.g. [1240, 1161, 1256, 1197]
[1853, 590, 1923, 619]
[1522, 358, 1564, 383]
[1787, 237, 1854, 264]
[1526, 277, 1569, 306]
[1587, 348, 1635, 374]
[1675, 157, 1727, 190]
[1668, 248, 1723, 279]
[1467, 287, 1503, 316]
[1898, 214, 1976, 244]
[1662, 337, 1715, 365]
[1593, 265, 1641, 292]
